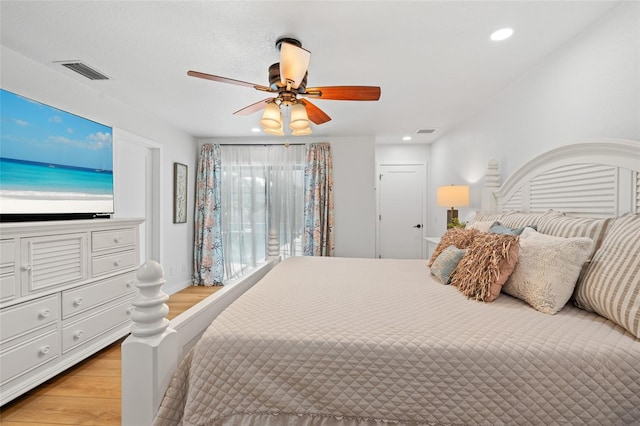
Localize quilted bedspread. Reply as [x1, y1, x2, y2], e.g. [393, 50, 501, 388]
[154, 257, 640, 425]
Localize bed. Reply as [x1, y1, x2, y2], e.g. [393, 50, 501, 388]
[122, 139, 640, 425]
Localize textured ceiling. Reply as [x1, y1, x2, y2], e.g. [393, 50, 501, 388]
[0, 1, 619, 143]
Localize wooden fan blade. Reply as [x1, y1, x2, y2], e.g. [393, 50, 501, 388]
[233, 98, 274, 116]
[300, 99, 331, 125]
[303, 86, 381, 101]
[187, 70, 273, 92]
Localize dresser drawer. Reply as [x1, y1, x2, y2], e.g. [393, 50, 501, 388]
[62, 298, 132, 353]
[92, 228, 136, 253]
[91, 250, 138, 277]
[0, 329, 59, 386]
[62, 272, 136, 319]
[1, 239, 18, 303]
[0, 294, 60, 344]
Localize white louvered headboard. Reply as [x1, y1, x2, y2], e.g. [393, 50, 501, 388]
[481, 139, 640, 217]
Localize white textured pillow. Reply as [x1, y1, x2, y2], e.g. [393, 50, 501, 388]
[503, 227, 593, 314]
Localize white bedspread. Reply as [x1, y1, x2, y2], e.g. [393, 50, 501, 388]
[154, 257, 640, 425]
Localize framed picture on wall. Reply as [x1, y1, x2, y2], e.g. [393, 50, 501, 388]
[173, 162, 187, 223]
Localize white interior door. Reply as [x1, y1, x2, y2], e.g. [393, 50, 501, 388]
[113, 128, 161, 263]
[377, 164, 426, 259]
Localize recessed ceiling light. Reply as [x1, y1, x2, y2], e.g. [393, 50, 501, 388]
[490, 27, 514, 41]
[402, 136, 412, 141]
[251, 127, 261, 133]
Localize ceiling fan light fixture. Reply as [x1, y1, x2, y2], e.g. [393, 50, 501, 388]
[289, 103, 310, 130]
[292, 126, 312, 136]
[279, 41, 311, 89]
[263, 123, 284, 136]
[259, 102, 282, 129]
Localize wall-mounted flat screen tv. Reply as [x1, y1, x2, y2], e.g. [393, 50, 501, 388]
[0, 89, 114, 222]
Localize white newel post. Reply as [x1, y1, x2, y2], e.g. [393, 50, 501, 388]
[267, 228, 280, 259]
[481, 159, 500, 213]
[122, 261, 177, 426]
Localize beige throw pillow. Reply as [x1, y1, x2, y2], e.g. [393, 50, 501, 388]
[467, 220, 498, 233]
[574, 214, 640, 338]
[503, 227, 593, 314]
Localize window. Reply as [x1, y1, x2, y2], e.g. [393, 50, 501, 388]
[220, 145, 305, 281]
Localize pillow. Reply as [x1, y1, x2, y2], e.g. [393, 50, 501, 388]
[503, 227, 594, 314]
[537, 215, 610, 258]
[428, 227, 480, 267]
[473, 212, 505, 223]
[450, 233, 519, 302]
[574, 214, 640, 338]
[498, 210, 563, 229]
[467, 220, 499, 233]
[489, 222, 536, 235]
[430, 245, 466, 284]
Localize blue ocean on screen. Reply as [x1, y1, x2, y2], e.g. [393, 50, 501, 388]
[0, 158, 113, 195]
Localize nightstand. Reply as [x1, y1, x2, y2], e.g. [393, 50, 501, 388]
[425, 237, 441, 259]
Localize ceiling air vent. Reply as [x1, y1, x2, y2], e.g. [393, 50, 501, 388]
[415, 128, 436, 134]
[56, 61, 110, 80]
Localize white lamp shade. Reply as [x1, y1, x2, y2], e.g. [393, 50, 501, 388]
[279, 42, 310, 89]
[437, 185, 470, 208]
[264, 114, 284, 136]
[259, 102, 282, 129]
[263, 122, 284, 136]
[289, 103, 310, 130]
[292, 126, 312, 136]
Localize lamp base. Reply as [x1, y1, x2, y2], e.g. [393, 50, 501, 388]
[447, 208, 459, 226]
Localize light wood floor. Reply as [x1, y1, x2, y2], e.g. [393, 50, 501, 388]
[0, 285, 221, 425]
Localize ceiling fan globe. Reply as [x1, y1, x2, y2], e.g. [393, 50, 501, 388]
[259, 102, 282, 129]
[289, 103, 310, 130]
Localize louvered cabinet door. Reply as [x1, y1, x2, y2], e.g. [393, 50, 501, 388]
[20, 233, 88, 295]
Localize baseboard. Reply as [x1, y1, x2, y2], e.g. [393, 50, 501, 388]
[162, 278, 192, 295]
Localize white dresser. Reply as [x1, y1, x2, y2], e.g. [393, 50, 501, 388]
[0, 218, 144, 405]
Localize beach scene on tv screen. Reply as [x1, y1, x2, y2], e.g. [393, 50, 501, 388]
[0, 89, 114, 215]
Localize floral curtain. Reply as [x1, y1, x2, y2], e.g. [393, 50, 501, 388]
[303, 142, 335, 256]
[192, 144, 224, 285]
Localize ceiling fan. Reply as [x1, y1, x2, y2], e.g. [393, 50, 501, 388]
[187, 37, 381, 135]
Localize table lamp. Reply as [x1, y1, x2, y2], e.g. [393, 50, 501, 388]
[437, 185, 470, 226]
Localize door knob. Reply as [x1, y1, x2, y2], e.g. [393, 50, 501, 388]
[413, 224, 422, 229]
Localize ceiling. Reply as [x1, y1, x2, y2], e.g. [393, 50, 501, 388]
[0, 1, 619, 144]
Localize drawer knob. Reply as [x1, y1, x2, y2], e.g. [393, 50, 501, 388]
[114, 236, 122, 243]
[39, 345, 51, 355]
[126, 307, 134, 315]
[39, 309, 51, 319]
[114, 259, 122, 267]
[23, 264, 32, 271]
[73, 297, 84, 306]
[73, 330, 84, 340]
[126, 280, 134, 288]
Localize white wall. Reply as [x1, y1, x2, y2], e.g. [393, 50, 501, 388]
[1, 46, 198, 291]
[376, 144, 430, 165]
[199, 136, 377, 258]
[330, 136, 376, 258]
[428, 2, 640, 237]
